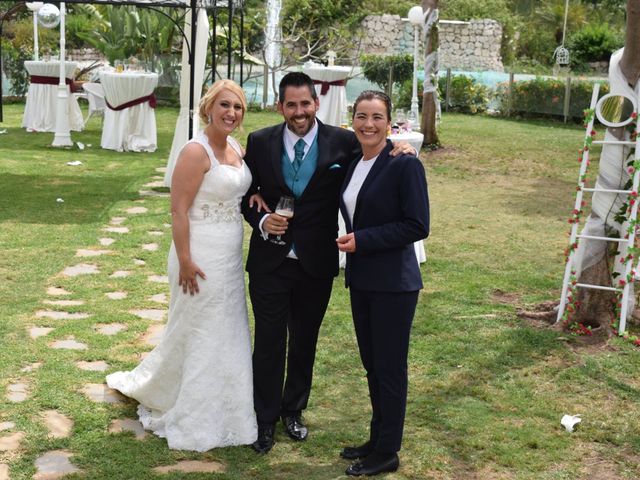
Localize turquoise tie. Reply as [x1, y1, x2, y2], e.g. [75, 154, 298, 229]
[293, 139, 306, 173]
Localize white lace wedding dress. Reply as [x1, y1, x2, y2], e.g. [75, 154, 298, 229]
[107, 133, 257, 451]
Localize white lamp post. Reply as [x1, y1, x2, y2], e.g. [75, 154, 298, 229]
[38, 2, 72, 147]
[408, 5, 423, 130]
[26, 2, 44, 60]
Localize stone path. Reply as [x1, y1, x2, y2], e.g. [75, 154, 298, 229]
[108, 419, 146, 440]
[6, 383, 28, 402]
[42, 411, 73, 439]
[60, 264, 99, 277]
[11, 185, 177, 478]
[0, 463, 8, 480]
[33, 450, 80, 480]
[153, 460, 225, 474]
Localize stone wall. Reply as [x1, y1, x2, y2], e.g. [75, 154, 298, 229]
[356, 15, 503, 72]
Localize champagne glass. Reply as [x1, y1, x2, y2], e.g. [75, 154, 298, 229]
[270, 196, 294, 245]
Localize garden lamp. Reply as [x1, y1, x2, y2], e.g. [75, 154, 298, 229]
[408, 5, 423, 130]
[25, 2, 43, 60]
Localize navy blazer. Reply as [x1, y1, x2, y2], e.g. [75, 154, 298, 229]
[339, 141, 429, 292]
[242, 120, 361, 278]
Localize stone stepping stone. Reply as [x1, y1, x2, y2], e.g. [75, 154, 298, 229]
[99, 238, 115, 246]
[41, 411, 73, 439]
[50, 337, 88, 350]
[108, 418, 147, 440]
[103, 226, 129, 234]
[141, 243, 158, 251]
[75, 361, 109, 372]
[133, 259, 146, 266]
[6, 383, 28, 402]
[163, 223, 171, 229]
[0, 432, 24, 452]
[151, 175, 163, 180]
[148, 275, 168, 284]
[30, 327, 54, 339]
[153, 460, 225, 475]
[46, 287, 71, 296]
[149, 293, 168, 304]
[35, 311, 91, 320]
[0, 422, 15, 432]
[0, 463, 7, 480]
[155, 167, 167, 173]
[75, 249, 112, 257]
[33, 450, 81, 480]
[61, 264, 99, 277]
[143, 180, 165, 188]
[42, 299, 84, 307]
[126, 206, 148, 214]
[141, 325, 165, 346]
[130, 309, 166, 322]
[21, 362, 43, 372]
[139, 190, 168, 197]
[81, 384, 124, 404]
[105, 291, 127, 300]
[109, 217, 126, 225]
[95, 323, 127, 336]
[109, 271, 131, 278]
[147, 230, 164, 236]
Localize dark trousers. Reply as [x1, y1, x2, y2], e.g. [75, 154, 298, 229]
[350, 288, 418, 454]
[249, 258, 334, 425]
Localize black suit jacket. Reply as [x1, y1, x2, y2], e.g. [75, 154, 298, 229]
[242, 120, 361, 278]
[339, 141, 430, 292]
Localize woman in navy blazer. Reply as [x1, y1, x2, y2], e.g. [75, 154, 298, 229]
[336, 91, 429, 477]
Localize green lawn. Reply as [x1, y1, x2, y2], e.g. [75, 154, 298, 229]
[0, 103, 639, 480]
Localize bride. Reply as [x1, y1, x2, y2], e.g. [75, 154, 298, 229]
[107, 80, 264, 451]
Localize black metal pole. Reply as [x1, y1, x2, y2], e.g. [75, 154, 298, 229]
[240, 6, 244, 86]
[188, 0, 197, 139]
[227, 0, 232, 79]
[211, 4, 217, 82]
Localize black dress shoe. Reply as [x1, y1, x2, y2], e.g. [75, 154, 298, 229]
[345, 452, 399, 476]
[340, 440, 374, 460]
[282, 414, 308, 441]
[251, 424, 275, 454]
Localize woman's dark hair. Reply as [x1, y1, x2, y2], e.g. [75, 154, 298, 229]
[352, 90, 392, 121]
[278, 72, 318, 103]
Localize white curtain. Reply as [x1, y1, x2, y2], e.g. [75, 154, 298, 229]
[164, 8, 210, 186]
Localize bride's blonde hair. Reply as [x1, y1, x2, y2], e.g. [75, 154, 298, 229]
[198, 79, 247, 126]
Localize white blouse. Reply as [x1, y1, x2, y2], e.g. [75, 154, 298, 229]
[342, 154, 379, 225]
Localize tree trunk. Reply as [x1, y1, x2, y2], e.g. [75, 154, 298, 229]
[421, 0, 439, 147]
[620, 0, 640, 86]
[572, 0, 640, 332]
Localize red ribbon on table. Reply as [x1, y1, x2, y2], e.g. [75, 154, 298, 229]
[313, 79, 347, 96]
[30, 75, 79, 93]
[106, 93, 157, 111]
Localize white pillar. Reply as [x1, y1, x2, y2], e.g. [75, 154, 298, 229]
[26, 3, 43, 60]
[408, 5, 423, 131]
[52, 2, 72, 147]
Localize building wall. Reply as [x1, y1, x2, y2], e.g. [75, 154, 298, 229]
[357, 15, 504, 72]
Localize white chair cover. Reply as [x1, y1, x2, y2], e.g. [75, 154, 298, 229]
[22, 60, 84, 132]
[100, 71, 158, 152]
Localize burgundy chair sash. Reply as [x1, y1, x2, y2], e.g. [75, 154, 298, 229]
[313, 79, 347, 96]
[30, 75, 78, 92]
[106, 93, 157, 111]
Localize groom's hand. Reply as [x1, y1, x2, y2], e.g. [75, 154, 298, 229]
[263, 213, 289, 235]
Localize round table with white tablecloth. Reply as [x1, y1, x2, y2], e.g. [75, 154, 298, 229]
[99, 71, 158, 152]
[302, 65, 351, 127]
[22, 60, 84, 132]
[389, 130, 424, 153]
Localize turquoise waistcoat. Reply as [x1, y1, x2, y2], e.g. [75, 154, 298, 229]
[281, 135, 319, 199]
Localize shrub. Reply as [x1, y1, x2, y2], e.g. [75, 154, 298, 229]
[438, 75, 491, 114]
[567, 23, 623, 70]
[494, 76, 610, 120]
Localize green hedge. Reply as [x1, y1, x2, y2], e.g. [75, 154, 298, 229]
[495, 77, 609, 120]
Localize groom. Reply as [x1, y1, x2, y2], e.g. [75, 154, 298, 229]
[242, 72, 412, 453]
